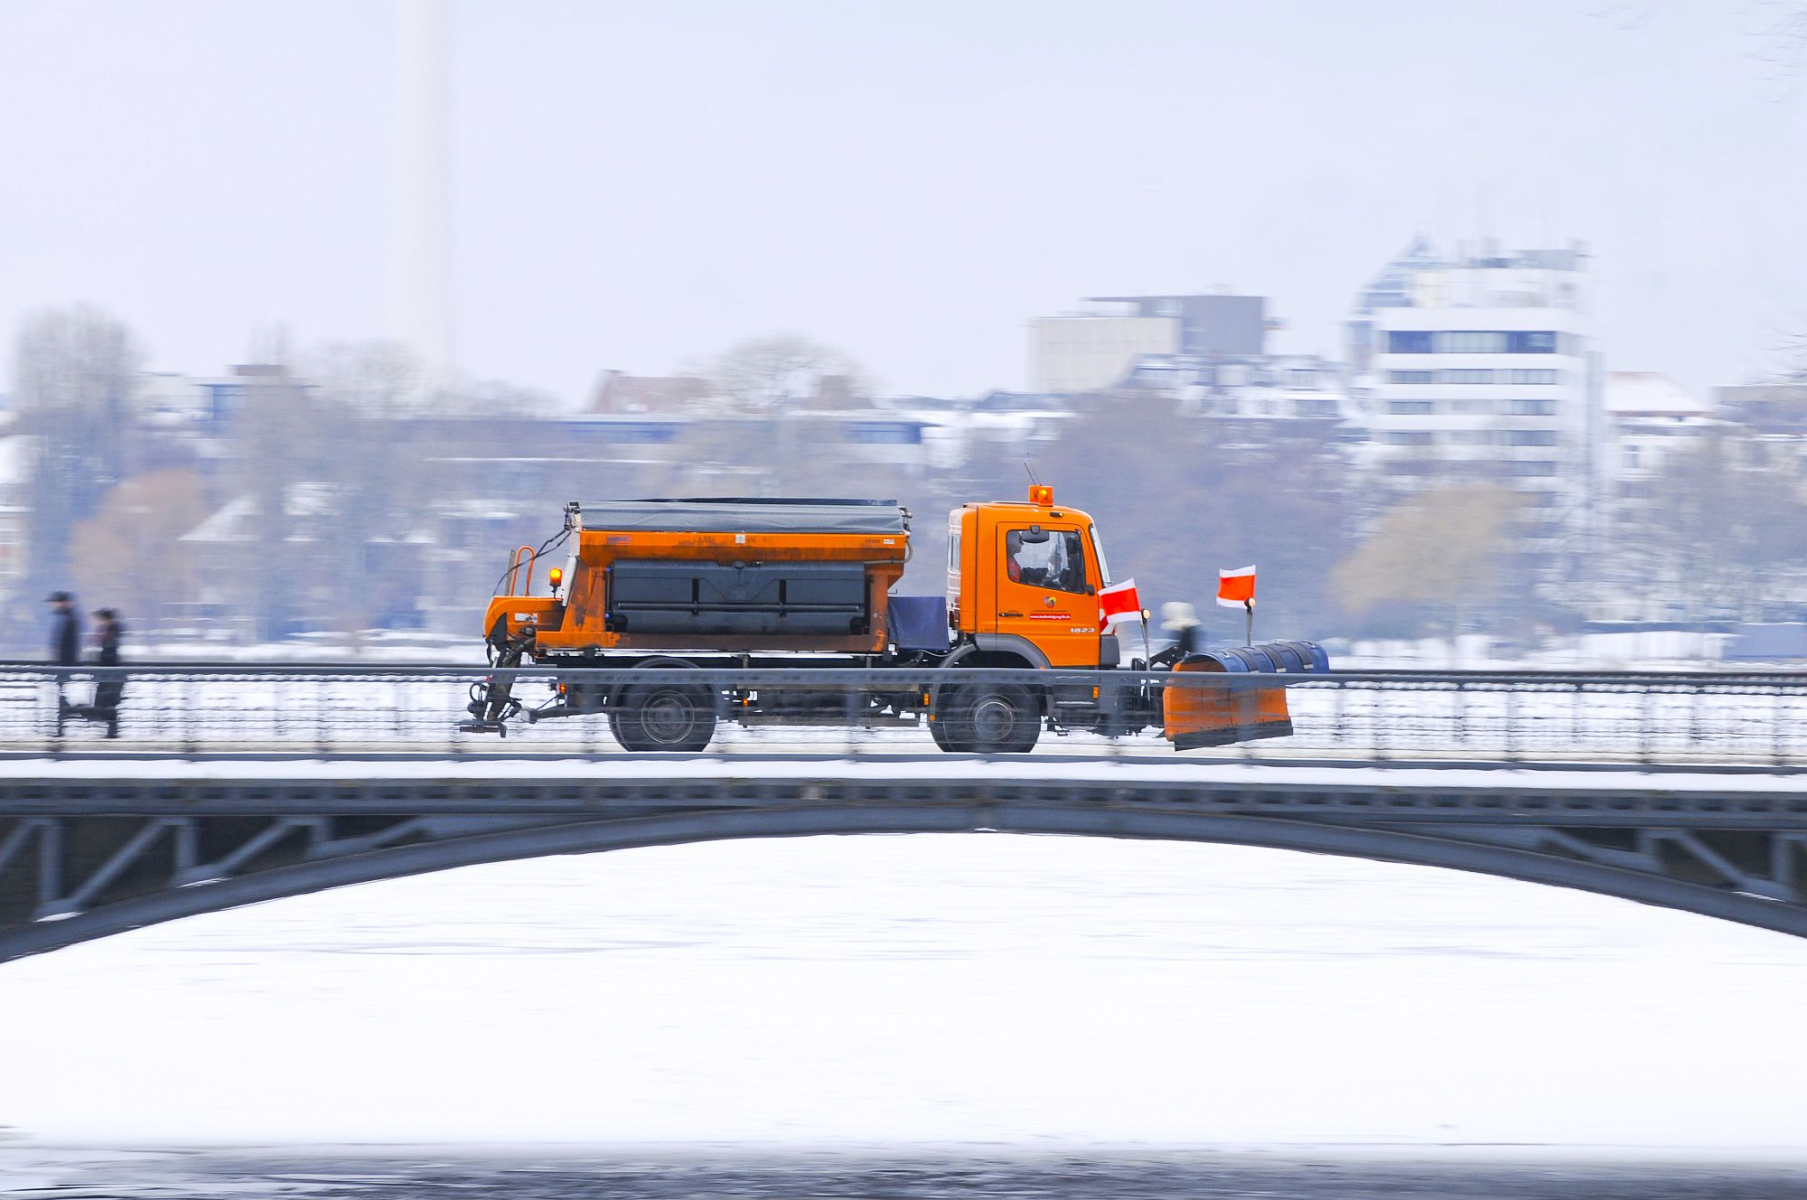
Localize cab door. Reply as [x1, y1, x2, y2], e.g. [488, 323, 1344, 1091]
[991, 523, 1100, 667]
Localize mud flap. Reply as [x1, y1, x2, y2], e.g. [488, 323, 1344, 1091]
[1162, 641, 1329, 750]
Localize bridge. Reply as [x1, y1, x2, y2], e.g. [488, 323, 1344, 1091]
[1, 664, 1804, 962]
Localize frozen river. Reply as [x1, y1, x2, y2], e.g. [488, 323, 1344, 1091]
[4, 829, 1807, 1193]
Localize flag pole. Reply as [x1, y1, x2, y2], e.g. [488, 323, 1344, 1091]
[1244, 599, 1253, 647]
[1140, 609, 1153, 665]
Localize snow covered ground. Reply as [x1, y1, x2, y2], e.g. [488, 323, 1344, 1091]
[1337, 631, 1742, 671]
[3, 832, 1807, 1148]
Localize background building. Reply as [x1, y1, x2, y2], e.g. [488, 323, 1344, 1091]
[1344, 236, 1443, 373]
[1364, 240, 1601, 573]
[1032, 293, 1267, 393]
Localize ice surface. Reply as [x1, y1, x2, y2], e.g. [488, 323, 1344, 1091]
[2, 834, 1806, 1147]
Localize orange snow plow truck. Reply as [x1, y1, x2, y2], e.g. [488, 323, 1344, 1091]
[464, 488, 1328, 752]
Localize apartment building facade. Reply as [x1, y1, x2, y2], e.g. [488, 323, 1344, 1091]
[1365, 242, 1602, 568]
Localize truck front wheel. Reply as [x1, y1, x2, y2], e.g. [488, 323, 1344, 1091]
[945, 681, 1040, 754]
[611, 680, 717, 753]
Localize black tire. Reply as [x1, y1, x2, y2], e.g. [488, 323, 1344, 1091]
[611, 679, 717, 752]
[946, 681, 1040, 754]
[929, 706, 959, 753]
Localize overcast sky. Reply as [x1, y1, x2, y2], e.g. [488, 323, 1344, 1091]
[1, 0, 1802, 403]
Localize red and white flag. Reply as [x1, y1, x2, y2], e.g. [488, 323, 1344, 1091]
[1216, 565, 1256, 609]
[1097, 578, 1141, 630]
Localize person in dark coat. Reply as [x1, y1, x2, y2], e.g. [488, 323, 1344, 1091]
[47, 592, 80, 665]
[1161, 601, 1204, 659]
[48, 591, 80, 728]
[66, 609, 125, 738]
[1146, 601, 1204, 669]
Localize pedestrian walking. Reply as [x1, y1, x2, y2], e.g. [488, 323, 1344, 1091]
[48, 591, 80, 730]
[47, 592, 80, 665]
[66, 609, 125, 738]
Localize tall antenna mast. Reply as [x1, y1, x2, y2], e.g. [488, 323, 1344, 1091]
[392, 0, 453, 377]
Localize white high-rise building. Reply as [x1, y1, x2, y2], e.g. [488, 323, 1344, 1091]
[1364, 240, 1601, 568]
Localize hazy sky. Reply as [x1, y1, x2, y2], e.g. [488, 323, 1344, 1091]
[1, 0, 1802, 404]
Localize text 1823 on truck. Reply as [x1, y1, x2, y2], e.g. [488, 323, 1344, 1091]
[462, 486, 1328, 752]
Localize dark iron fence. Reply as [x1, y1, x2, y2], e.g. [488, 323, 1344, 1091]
[7, 663, 1807, 767]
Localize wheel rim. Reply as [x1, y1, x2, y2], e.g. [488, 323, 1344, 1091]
[640, 690, 697, 744]
[969, 694, 1019, 746]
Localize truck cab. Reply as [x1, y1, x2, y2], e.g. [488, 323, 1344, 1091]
[947, 485, 1117, 669]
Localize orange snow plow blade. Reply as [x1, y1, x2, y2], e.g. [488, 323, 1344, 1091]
[1163, 641, 1329, 750]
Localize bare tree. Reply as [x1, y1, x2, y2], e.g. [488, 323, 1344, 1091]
[225, 367, 319, 642]
[69, 469, 211, 630]
[303, 342, 440, 635]
[11, 306, 142, 605]
[1331, 484, 1524, 642]
[307, 341, 425, 414]
[1038, 399, 1353, 639]
[706, 335, 866, 414]
[1612, 425, 1807, 621]
[1751, 1, 1807, 86]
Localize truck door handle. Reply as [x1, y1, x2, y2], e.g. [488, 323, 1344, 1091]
[999, 611, 1022, 618]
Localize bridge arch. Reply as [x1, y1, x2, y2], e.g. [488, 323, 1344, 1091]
[5, 801, 1805, 963]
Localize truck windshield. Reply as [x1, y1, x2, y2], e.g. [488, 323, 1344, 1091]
[1006, 528, 1089, 594]
[1089, 524, 1112, 585]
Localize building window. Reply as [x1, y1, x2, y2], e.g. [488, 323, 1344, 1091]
[1445, 369, 1495, 384]
[1508, 460, 1558, 477]
[1623, 444, 1643, 470]
[1507, 398, 1556, 416]
[1288, 369, 1316, 388]
[1387, 401, 1435, 415]
[1506, 369, 1562, 385]
[1386, 431, 1435, 446]
[1506, 430, 1558, 446]
[1433, 331, 1508, 354]
[1388, 370, 1436, 384]
[1396, 331, 1563, 355]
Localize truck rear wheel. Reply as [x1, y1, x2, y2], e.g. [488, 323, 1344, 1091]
[945, 681, 1040, 754]
[611, 680, 717, 753]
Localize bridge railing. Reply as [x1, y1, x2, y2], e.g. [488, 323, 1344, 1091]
[5, 662, 1807, 766]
